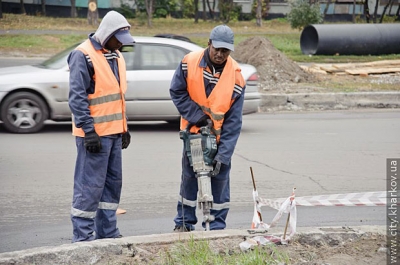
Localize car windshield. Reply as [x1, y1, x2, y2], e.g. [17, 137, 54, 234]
[39, 43, 79, 69]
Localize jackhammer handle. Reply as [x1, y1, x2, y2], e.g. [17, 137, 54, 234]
[185, 119, 213, 132]
[206, 119, 213, 129]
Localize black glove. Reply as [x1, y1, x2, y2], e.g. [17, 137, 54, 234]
[122, 131, 131, 149]
[211, 160, 222, 177]
[195, 114, 211, 127]
[84, 131, 102, 153]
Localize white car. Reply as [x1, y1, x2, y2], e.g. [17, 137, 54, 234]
[0, 36, 261, 133]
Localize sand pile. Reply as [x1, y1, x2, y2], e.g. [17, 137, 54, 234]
[232, 36, 314, 92]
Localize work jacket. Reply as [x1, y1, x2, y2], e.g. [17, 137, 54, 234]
[180, 50, 246, 142]
[72, 39, 128, 137]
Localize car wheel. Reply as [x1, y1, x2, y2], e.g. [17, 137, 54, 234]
[0, 92, 48, 133]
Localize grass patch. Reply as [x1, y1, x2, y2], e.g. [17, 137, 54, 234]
[1, 13, 399, 63]
[0, 34, 85, 49]
[161, 237, 290, 265]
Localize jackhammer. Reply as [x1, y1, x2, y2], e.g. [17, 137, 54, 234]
[179, 119, 219, 231]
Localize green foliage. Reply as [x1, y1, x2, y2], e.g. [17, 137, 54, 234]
[229, 4, 242, 22]
[219, 0, 234, 23]
[155, 8, 169, 18]
[181, 0, 195, 18]
[287, 0, 323, 30]
[251, 0, 270, 19]
[115, 2, 136, 19]
[134, 0, 147, 13]
[382, 15, 397, 23]
[135, 11, 148, 26]
[154, 0, 179, 18]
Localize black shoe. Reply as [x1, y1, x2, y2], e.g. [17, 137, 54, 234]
[173, 225, 191, 232]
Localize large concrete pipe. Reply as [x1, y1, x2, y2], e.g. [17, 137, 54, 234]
[300, 24, 400, 55]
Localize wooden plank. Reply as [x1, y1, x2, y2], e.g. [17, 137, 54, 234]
[333, 60, 400, 70]
[320, 66, 345, 73]
[345, 67, 400, 75]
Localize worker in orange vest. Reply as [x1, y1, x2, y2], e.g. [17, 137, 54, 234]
[67, 11, 133, 242]
[170, 25, 246, 231]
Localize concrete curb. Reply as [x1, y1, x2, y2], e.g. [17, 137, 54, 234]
[260, 91, 400, 112]
[0, 225, 386, 265]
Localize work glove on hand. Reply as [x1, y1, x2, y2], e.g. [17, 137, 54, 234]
[84, 131, 102, 153]
[195, 114, 211, 128]
[211, 160, 222, 177]
[122, 131, 131, 149]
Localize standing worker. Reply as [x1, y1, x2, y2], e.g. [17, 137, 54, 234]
[68, 11, 133, 242]
[170, 25, 246, 231]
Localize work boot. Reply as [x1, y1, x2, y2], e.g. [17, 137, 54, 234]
[173, 225, 191, 232]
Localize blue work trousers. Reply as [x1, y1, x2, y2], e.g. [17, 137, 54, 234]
[71, 135, 122, 242]
[174, 149, 231, 230]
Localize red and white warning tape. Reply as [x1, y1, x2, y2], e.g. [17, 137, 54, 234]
[259, 191, 386, 210]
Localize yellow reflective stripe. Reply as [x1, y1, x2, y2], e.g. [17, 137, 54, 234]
[71, 207, 96, 219]
[200, 105, 211, 114]
[211, 128, 221, 136]
[89, 93, 122, 106]
[211, 202, 230, 210]
[211, 113, 224, 121]
[93, 113, 123, 124]
[98, 202, 119, 210]
[178, 195, 197, 207]
[199, 105, 224, 121]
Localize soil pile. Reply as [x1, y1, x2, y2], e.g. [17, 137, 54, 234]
[232, 36, 315, 92]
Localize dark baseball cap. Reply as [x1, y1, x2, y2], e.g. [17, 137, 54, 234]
[114, 27, 135, 44]
[209, 25, 234, 51]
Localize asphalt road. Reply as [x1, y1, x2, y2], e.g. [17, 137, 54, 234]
[0, 111, 398, 253]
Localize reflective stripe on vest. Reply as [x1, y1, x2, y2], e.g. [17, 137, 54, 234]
[180, 50, 245, 142]
[72, 39, 128, 137]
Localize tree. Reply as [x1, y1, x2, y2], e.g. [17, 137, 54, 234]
[252, 0, 269, 26]
[364, 0, 371, 23]
[396, 4, 400, 21]
[144, 0, 154, 27]
[372, 0, 379, 23]
[41, 0, 46, 16]
[206, 0, 215, 20]
[194, 0, 199, 22]
[202, 0, 206, 20]
[287, 0, 323, 30]
[0, 0, 3, 19]
[218, 0, 234, 23]
[70, 0, 78, 18]
[87, 0, 99, 25]
[323, 0, 332, 17]
[380, 0, 394, 23]
[256, 0, 262, 26]
[20, 0, 26, 14]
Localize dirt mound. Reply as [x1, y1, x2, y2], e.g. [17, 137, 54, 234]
[232, 36, 315, 92]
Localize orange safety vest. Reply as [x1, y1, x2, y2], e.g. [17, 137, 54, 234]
[180, 50, 245, 142]
[72, 40, 128, 137]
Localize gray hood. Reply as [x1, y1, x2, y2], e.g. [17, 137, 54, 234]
[92, 11, 131, 47]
